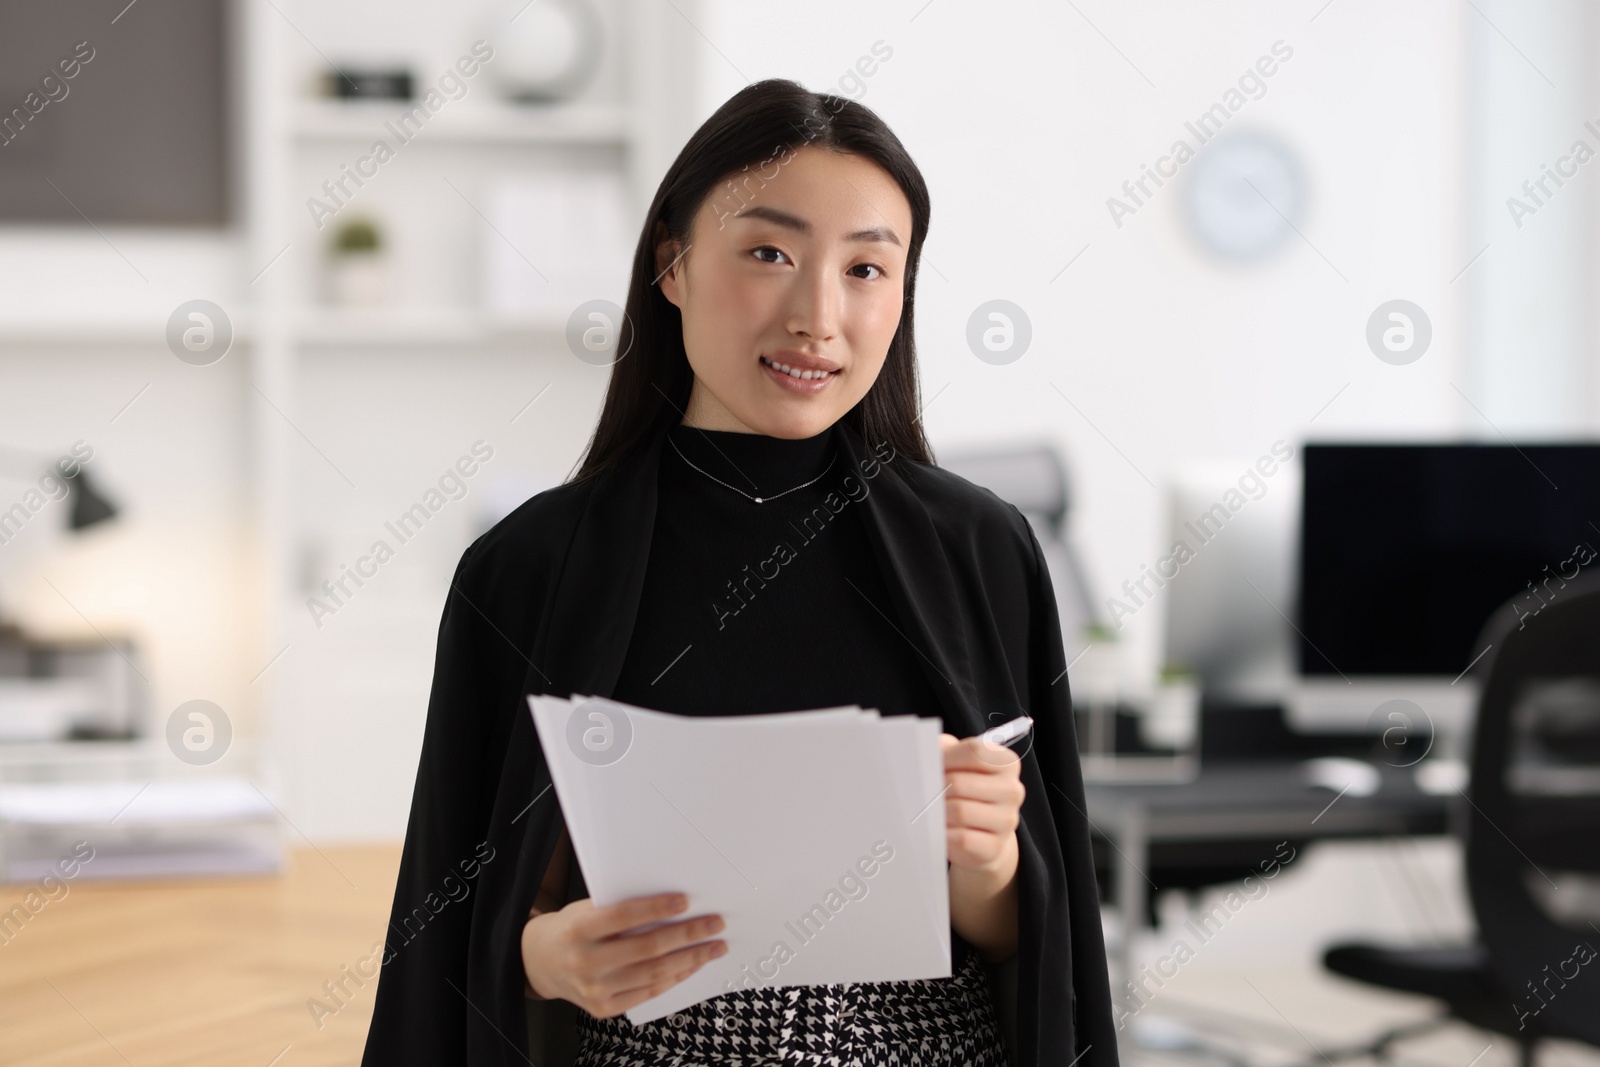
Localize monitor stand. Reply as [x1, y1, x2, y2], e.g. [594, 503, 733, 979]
[1286, 675, 1478, 760]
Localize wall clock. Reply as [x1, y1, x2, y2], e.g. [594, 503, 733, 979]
[1182, 129, 1306, 262]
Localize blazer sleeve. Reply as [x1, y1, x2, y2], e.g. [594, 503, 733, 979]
[1021, 516, 1121, 1066]
[361, 539, 510, 1064]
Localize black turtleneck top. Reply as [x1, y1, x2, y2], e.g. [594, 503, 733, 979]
[611, 420, 947, 724]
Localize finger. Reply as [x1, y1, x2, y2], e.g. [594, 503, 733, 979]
[943, 769, 1024, 804]
[609, 934, 727, 990]
[943, 736, 1022, 771]
[596, 958, 705, 1019]
[948, 825, 1010, 867]
[582, 892, 690, 940]
[588, 911, 726, 972]
[601, 937, 728, 1006]
[946, 796, 1019, 834]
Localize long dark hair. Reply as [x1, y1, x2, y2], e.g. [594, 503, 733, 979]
[571, 78, 933, 483]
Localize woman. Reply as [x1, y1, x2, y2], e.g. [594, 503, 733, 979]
[361, 79, 1116, 1067]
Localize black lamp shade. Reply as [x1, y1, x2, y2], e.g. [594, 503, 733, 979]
[65, 469, 118, 530]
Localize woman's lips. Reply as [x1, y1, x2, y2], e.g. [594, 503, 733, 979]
[759, 355, 838, 394]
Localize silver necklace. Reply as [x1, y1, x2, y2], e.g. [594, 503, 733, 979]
[668, 436, 837, 504]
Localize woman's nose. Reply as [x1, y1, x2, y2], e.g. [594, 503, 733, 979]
[785, 268, 841, 342]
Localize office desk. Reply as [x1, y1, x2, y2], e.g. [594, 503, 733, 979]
[1083, 762, 1455, 1007]
[1, 845, 400, 1067]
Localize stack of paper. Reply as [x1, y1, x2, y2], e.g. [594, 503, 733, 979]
[527, 694, 950, 1025]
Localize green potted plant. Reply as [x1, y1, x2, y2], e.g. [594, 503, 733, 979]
[1072, 622, 1123, 763]
[1143, 662, 1201, 752]
[326, 216, 390, 307]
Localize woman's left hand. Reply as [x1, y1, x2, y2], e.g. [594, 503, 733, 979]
[939, 733, 1024, 873]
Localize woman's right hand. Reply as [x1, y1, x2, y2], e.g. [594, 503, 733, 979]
[521, 891, 727, 1018]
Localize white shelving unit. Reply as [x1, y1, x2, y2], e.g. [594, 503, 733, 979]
[290, 99, 632, 145]
[0, 315, 206, 347]
[291, 306, 566, 348]
[248, 0, 699, 837]
[0, 0, 702, 837]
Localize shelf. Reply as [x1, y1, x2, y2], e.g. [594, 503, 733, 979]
[0, 308, 570, 349]
[293, 306, 567, 348]
[0, 737, 265, 784]
[0, 314, 236, 347]
[290, 99, 630, 147]
[0, 738, 162, 782]
[0, 315, 170, 348]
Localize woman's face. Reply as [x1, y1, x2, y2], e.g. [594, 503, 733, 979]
[656, 146, 914, 438]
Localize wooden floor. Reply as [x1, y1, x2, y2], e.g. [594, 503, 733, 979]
[10, 846, 1599, 1067]
[0, 846, 403, 1067]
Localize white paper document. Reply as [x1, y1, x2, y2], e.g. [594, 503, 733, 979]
[527, 694, 951, 1025]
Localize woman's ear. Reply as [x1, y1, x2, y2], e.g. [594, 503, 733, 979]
[653, 220, 686, 309]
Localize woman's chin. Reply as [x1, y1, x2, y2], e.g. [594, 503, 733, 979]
[734, 406, 843, 439]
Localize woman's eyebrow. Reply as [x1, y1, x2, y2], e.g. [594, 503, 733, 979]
[733, 204, 902, 247]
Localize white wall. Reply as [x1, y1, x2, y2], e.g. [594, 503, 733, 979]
[694, 0, 1488, 686]
[1465, 0, 1599, 431]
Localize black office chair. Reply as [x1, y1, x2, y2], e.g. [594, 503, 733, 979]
[1319, 569, 1600, 1067]
[937, 442, 1099, 646]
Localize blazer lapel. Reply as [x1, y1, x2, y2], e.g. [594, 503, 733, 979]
[837, 423, 980, 731]
[532, 430, 664, 700]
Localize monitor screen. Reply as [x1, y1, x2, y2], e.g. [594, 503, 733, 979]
[1300, 443, 1600, 677]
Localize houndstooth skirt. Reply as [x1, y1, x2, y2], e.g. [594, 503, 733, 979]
[571, 945, 1010, 1067]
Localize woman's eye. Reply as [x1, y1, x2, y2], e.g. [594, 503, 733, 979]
[750, 248, 884, 279]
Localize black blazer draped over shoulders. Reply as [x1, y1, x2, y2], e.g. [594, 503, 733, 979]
[360, 418, 1119, 1067]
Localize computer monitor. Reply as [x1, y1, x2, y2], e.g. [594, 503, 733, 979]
[1162, 442, 1600, 744]
[1161, 459, 1300, 705]
[1300, 443, 1600, 676]
[1293, 442, 1600, 738]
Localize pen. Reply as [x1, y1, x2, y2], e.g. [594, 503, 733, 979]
[980, 714, 1033, 747]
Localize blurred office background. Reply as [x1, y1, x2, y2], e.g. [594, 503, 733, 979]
[1, 0, 1598, 1064]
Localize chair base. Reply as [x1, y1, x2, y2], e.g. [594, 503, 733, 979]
[1275, 1011, 1539, 1067]
[1318, 942, 1547, 1067]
